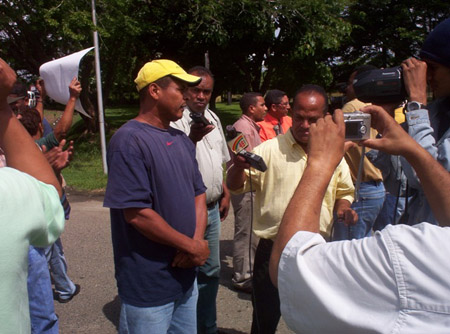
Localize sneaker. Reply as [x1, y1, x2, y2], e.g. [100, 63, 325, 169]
[57, 284, 81, 303]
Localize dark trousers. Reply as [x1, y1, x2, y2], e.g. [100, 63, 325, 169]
[251, 238, 280, 334]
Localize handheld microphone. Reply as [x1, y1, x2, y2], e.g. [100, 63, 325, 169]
[226, 125, 267, 172]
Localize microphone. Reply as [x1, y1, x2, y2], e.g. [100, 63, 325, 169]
[225, 125, 267, 172]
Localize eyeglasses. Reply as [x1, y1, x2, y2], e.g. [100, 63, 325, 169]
[276, 102, 290, 107]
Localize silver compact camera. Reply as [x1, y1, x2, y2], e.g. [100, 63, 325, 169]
[343, 112, 371, 141]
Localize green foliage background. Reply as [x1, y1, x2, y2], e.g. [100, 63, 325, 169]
[1, 1, 449, 190]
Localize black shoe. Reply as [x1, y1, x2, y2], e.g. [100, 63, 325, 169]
[232, 282, 252, 294]
[57, 284, 81, 303]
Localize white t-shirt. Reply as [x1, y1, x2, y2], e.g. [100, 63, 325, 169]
[171, 108, 230, 203]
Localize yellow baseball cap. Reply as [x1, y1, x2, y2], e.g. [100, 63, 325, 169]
[134, 59, 202, 92]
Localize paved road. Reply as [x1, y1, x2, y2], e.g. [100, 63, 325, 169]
[55, 192, 292, 333]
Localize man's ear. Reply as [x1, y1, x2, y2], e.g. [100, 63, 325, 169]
[269, 104, 277, 114]
[248, 105, 255, 116]
[148, 83, 160, 100]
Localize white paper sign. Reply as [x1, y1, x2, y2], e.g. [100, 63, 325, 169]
[39, 47, 94, 118]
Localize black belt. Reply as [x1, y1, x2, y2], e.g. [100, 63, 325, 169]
[207, 200, 218, 209]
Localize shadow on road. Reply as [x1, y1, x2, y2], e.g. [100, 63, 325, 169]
[102, 295, 120, 330]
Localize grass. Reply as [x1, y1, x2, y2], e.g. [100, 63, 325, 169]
[50, 102, 241, 192]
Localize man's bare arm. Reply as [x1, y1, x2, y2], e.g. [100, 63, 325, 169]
[0, 59, 62, 197]
[361, 105, 450, 225]
[226, 154, 250, 191]
[193, 193, 208, 240]
[54, 77, 81, 141]
[124, 207, 209, 266]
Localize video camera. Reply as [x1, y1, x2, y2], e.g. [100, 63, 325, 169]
[353, 66, 407, 104]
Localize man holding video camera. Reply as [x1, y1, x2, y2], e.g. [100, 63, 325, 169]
[399, 17, 450, 225]
[227, 84, 356, 334]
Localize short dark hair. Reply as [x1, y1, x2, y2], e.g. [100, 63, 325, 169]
[264, 89, 286, 109]
[240, 92, 263, 114]
[187, 66, 214, 82]
[139, 75, 174, 103]
[19, 108, 41, 136]
[295, 84, 329, 114]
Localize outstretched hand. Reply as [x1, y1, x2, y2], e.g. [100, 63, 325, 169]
[69, 77, 82, 99]
[360, 105, 417, 156]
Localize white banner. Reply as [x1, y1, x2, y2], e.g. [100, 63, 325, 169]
[39, 47, 94, 118]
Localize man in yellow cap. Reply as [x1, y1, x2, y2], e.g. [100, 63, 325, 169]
[104, 59, 210, 334]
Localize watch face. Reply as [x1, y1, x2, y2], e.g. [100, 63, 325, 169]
[407, 101, 422, 112]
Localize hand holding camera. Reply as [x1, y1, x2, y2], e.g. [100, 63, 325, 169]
[189, 112, 215, 143]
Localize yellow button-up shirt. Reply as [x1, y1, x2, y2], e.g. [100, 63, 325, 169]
[233, 129, 354, 240]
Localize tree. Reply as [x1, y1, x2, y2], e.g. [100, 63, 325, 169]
[333, 0, 450, 84]
[0, 0, 144, 132]
[1, 0, 354, 122]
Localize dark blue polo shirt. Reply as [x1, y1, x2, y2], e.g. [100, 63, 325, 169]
[104, 120, 206, 307]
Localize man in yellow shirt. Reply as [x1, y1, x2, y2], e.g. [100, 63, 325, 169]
[227, 84, 356, 334]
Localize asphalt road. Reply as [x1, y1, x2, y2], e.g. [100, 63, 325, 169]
[55, 191, 292, 334]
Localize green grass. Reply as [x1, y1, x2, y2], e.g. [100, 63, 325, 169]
[52, 103, 240, 192]
[215, 102, 242, 127]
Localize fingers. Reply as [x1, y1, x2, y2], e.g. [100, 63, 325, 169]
[332, 108, 345, 135]
[344, 141, 356, 152]
[344, 209, 358, 226]
[360, 105, 391, 132]
[69, 77, 82, 97]
[232, 153, 251, 169]
[58, 139, 66, 149]
[401, 57, 427, 103]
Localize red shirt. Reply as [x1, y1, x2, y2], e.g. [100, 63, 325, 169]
[257, 113, 292, 142]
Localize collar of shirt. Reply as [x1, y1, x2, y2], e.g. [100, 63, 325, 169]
[241, 114, 261, 132]
[284, 128, 304, 150]
[262, 112, 283, 125]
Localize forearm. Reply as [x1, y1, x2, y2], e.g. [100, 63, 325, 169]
[54, 97, 76, 140]
[0, 102, 62, 196]
[36, 99, 44, 121]
[403, 143, 450, 225]
[124, 207, 197, 253]
[193, 193, 208, 240]
[226, 165, 246, 191]
[270, 161, 333, 286]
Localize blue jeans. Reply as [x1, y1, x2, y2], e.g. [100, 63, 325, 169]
[197, 203, 221, 334]
[119, 281, 198, 334]
[28, 246, 59, 334]
[44, 237, 76, 299]
[333, 181, 385, 240]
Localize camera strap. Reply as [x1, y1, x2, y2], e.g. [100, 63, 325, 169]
[354, 145, 365, 202]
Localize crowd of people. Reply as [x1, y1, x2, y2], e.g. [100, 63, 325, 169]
[0, 15, 449, 334]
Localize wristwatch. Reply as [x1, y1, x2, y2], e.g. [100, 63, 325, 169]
[405, 101, 427, 112]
